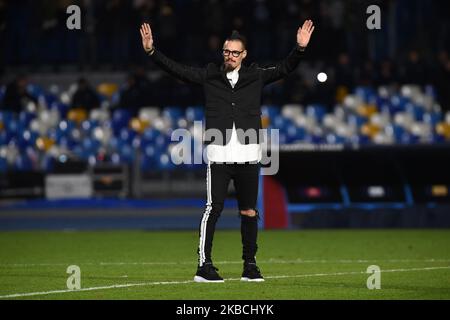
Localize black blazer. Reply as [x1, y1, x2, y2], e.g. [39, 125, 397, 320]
[149, 46, 305, 145]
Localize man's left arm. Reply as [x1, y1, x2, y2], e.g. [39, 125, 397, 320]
[260, 20, 315, 85]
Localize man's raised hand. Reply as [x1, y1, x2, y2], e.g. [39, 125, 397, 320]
[297, 20, 315, 48]
[140, 23, 154, 53]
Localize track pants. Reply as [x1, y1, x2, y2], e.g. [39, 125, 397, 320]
[198, 162, 260, 267]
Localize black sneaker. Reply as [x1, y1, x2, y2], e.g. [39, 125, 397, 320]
[194, 263, 224, 283]
[241, 263, 265, 282]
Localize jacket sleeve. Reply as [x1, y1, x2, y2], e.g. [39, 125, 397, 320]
[258, 45, 305, 85]
[149, 49, 206, 85]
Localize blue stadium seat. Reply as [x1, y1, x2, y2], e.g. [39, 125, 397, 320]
[118, 144, 135, 164]
[42, 155, 55, 171]
[405, 103, 425, 121]
[157, 153, 175, 171]
[108, 136, 122, 152]
[14, 154, 33, 171]
[140, 128, 163, 150]
[347, 113, 367, 128]
[351, 134, 371, 145]
[58, 120, 76, 134]
[154, 134, 169, 151]
[143, 144, 159, 159]
[355, 86, 376, 104]
[0, 156, 7, 172]
[119, 127, 137, 144]
[389, 124, 406, 143]
[424, 85, 437, 99]
[186, 106, 204, 122]
[389, 95, 409, 114]
[18, 130, 38, 149]
[58, 136, 78, 150]
[81, 120, 99, 135]
[306, 104, 326, 123]
[261, 105, 280, 118]
[112, 109, 132, 134]
[0, 131, 8, 146]
[50, 102, 70, 118]
[277, 132, 288, 144]
[285, 124, 306, 143]
[272, 115, 292, 131]
[19, 111, 36, 128]
[0, 111, 14, 125]
[326, 133, 347, 144]
[44, 93, 58, 107]
[162, 106, 183, 121]
[82, 137, 101, 154]
[26, 84, 45, 100]
[423, 112, 442, 126]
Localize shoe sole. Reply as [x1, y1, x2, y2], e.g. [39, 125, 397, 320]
[240, 277, 265, 282]
[194, 276, 225, 283]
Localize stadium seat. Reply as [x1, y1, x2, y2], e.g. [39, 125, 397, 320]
[272, 115, 291, 130]
[119, 127, 137, 144]
[90, 108, 110, 122]
[157, 153, 175, 171]
[389, 95, 409, 114]
[281, 104, 303, 120]
[355, 86, 376, 104]
[97, 83, 119, 98]
[185, 106, 204, 122]
[347, 113, 367, 129]
[18, 111, 36, 128]
[162, 106, 183, 121]
[285, 124, 306, 143]
[261, 105, 280, 119]
[139, 107, 160, 123]
[118, 144, 135, 164]
[423, 112, 442, 127]
[26, 84, 45, 100]
[0, 156, 7, 172]
[325, 133, 346, 144]
[112, 109, 132, 134]
[82, 137, 101, 154]
[14, 154, 33, 171]
[81, 119, 100, 136]
[0, 131, 9, 146]
[405, 103, 425, 121]
[141, 128, 163, 148]
[306, 104, 326, 123]
[18, 130, 39, 149]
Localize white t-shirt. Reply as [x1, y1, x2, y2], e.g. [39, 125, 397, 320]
[206, 67, 262, 163]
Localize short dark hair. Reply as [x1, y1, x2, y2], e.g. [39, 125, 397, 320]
[225, 30, 247, 50]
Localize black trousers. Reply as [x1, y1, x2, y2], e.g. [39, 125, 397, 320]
[198, 162, 260, 266]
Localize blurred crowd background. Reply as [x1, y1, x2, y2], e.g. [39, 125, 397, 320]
[0, 0, 449, 109]
[0, 0, 449, 174]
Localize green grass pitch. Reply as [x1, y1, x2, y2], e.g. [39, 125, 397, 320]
[0, 229, 449, 299]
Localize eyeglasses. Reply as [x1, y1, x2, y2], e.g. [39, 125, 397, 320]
[222, 49, 244, 57]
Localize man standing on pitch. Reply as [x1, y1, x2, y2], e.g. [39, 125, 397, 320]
[140, 20, 314, 282]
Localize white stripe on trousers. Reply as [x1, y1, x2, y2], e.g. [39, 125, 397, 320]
[198, 161, 212, 266]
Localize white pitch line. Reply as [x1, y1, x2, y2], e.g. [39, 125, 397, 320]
[0, 266, 448, 299]
[1, 259, 449, 267]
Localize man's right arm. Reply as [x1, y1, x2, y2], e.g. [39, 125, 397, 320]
[148, 48, 206, 85]
[141, 23, 205, 85]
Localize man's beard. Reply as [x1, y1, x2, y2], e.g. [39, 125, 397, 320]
[224, 60, 235, 72]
